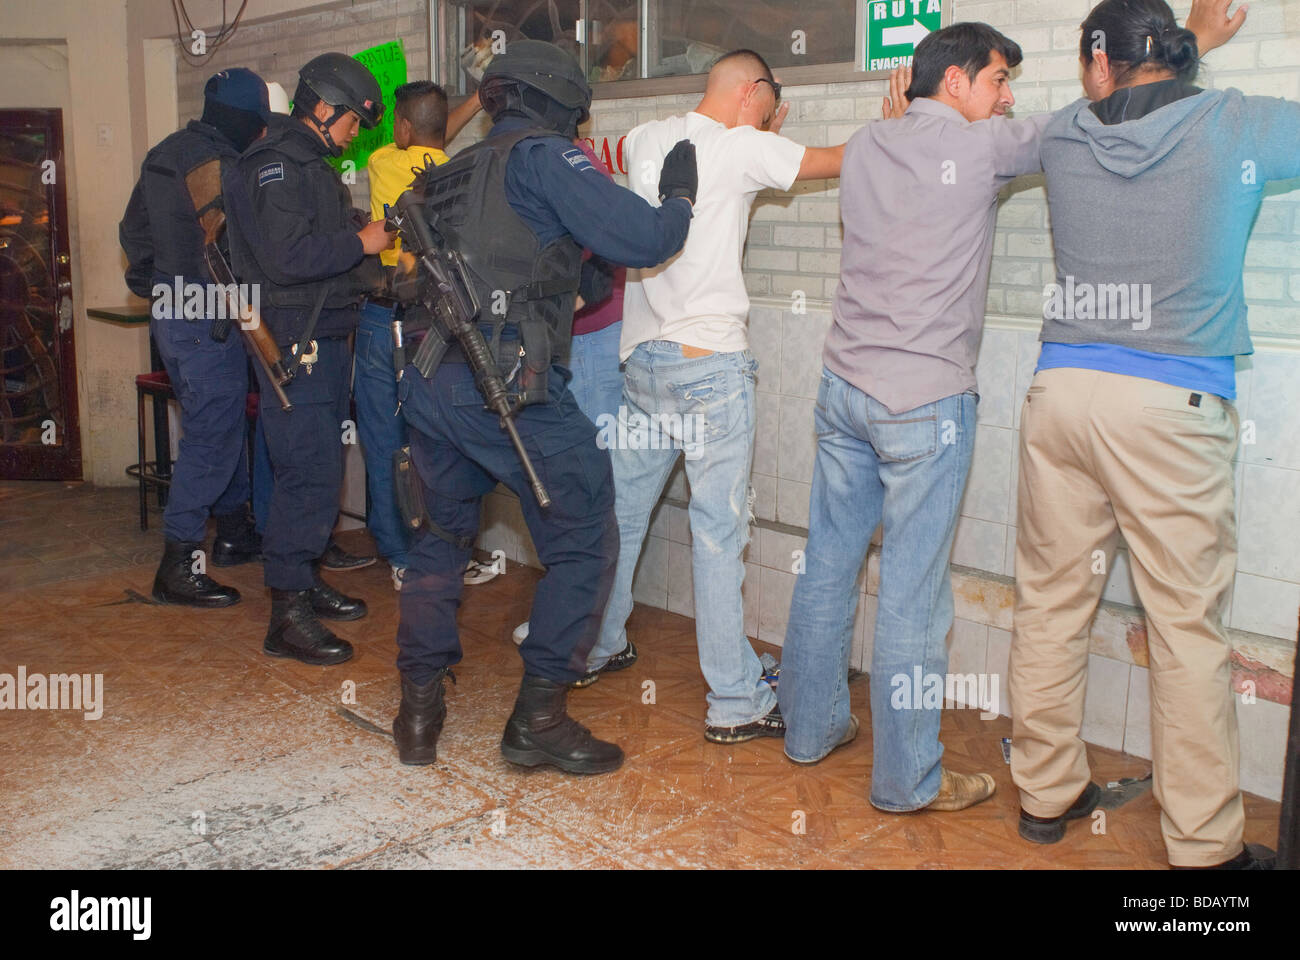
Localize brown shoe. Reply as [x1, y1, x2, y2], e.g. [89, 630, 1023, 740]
[926, 767, 996, 812]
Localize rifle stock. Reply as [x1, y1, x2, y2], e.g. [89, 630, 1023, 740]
[183, 160, 294, 411]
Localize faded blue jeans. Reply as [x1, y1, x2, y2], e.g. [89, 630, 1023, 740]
[354, 300, 412, 567]
[589, 341, 775, 728]
[568, 320, 624, 427]
[779, 368, 976, 811]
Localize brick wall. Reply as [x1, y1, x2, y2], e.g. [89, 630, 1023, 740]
[175, 0, 430, 214]
[175, 0, 1300, 335]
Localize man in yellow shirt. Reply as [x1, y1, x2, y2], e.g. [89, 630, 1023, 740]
[357, 81, 481, 590]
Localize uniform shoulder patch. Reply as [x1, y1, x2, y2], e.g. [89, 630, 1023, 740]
[559, 147, 595, 172]
[257, 161, 285, 187]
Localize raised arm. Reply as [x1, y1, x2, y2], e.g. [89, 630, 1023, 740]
[796, 144, 846, 181]
[1186, 0, 1249, 56]
[792, 66, 911, 181]
[445, 94, 485, 146]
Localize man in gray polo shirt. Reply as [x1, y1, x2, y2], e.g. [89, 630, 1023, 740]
[777, 22, 1048, 813]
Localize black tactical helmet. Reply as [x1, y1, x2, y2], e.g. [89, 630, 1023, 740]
[297, 52, 384, 129]
[480, 40, 591, 133]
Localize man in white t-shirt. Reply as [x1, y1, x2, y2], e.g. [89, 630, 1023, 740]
[576, 49, 899, 743]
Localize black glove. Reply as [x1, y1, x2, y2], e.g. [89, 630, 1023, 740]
[658, 139, 697, 206]
[577, 255, 615, 309]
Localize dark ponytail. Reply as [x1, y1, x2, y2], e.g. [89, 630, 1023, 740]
[1080, 0, 1200, 84]
[1156, 23, 1199, 77]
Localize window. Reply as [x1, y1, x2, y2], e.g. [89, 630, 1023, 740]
[639, 1, 856, 80]
[438, 0, 863, 97]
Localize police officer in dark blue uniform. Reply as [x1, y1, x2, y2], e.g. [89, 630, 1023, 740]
[120, 68, 270, 608]
[224, 53, 394, 665]
[390, 40, 699, 774]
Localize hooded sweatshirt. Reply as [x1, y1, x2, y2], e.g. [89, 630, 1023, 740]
[1037, 81, 1300, 396]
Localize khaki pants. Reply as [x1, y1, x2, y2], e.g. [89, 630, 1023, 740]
[1010, 367, 1243, 867]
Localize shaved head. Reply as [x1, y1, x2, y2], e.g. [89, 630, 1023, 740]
[697, 48, 780, 130]
[706, 49, 774, 94]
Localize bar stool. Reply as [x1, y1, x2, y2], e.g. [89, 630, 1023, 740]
[126, 371, 174, 531]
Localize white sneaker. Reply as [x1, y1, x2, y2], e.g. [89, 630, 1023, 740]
[512, 621, 529, 646]
[463, 559, 499, 585]
[391, 564, 406, 592]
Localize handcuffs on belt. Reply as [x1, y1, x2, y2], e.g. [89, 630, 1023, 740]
[291, 339, 319, 374]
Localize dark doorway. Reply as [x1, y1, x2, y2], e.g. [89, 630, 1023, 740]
[0, 108, 80, 480]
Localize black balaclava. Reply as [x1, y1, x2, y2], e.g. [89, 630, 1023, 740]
[202, 98, 266, 153]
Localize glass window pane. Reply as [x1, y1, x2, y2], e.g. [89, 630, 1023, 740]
[644, 0, 856, 79]
[447, 0, 584, 93]
[589, 1, 641, 83]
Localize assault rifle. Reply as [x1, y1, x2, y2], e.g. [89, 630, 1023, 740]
[388, 189, 551, 509]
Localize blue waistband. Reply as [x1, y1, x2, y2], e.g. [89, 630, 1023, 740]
[1035, 342, 1236, 401]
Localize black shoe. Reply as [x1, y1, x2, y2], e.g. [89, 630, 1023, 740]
[571, 640, 638, 689]
[500, 674, 624, 775]
[152, 539, 240, 608]
[309, 576, 368, 621]
[1172, 843, 1276, 870]
[705, 703, 786, 744]
[320, 539, 376, 571]
[1019, 781, 1102, 844]
[263, 589, 353, 666]
[392, 669, 455, 765]
[211, 507, 263, 566]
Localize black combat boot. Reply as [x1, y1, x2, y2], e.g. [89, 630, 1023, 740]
[263, 589, 354, 665]
[152, 539, 240, 608]
[320, 538, 376, 571]
[211, 506, 262, 567]
[500, 674, 624, 775]
[309, 572, 368, 621]
[392, 668, 455, 765]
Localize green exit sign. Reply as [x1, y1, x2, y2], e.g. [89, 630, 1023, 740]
[859, 0, 946, 73]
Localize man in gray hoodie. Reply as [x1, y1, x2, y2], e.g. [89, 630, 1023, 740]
[1011, 0, 1293, 869]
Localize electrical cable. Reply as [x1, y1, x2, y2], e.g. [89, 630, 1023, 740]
[172, 0, 249, 67]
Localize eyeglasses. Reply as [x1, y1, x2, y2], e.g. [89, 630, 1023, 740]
[753, 77, 782, 102]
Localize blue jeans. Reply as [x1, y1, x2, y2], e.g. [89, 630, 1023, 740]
[779, 368, 976, 811]
[567, 320, 624, 427]
[354, 301, 412, 566]
[590, 341, 774, 728]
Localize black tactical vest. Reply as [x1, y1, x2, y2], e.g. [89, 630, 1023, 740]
[414, 128, 583, 401]
[123, 121, 238, 297]
[224, 119, 375, 344]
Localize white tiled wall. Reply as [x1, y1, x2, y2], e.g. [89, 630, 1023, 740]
[481, 310, 1298, 800]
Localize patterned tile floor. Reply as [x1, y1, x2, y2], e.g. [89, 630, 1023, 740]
[0, 481, 1281, 868]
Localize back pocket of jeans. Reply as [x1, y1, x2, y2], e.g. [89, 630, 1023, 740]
[669, 369, 736, 443]
[867, 399, 937, 462]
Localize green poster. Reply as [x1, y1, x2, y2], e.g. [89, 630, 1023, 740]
[863, 0, 945, 73]
[326, 39, 407, 174]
